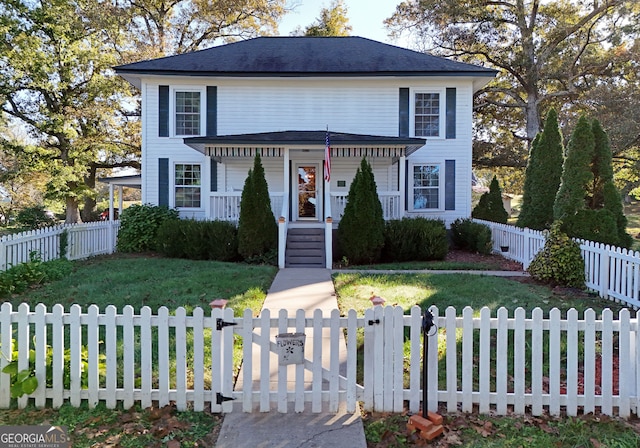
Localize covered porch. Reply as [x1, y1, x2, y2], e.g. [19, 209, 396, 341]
[185, 131, 424, 224]
[185, 130, 425, 268]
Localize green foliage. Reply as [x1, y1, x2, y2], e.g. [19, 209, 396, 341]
[518, 109, 564, 230]
[237, 154, 278, 262]
[382, 218, 448, 262]
[156, 219, 239, 261]
[528, 222, 585, 288]
[16, 206, 55, 230]
[0, 252, 72, 297]
[59, 229, 68, 259]
[450, 218, 492, 255]
[116, 204, 179, 253]
[554, 115, 595, 221]
[588, 119, 615, 208]
[562, 209, 619, 246]
[300, 0, 352, 36]
[603, 181, 633, 248]
[0, 0, 141, 222]
[338, 158, 385, 264]
[2, 343, 92, 399]
[554, 117, 632, 248]
[472, 176, 509, 223]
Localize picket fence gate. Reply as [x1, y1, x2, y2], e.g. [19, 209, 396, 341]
[1, 303, 638, 417]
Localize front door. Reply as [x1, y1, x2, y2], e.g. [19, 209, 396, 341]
[295, 164, 320, 221]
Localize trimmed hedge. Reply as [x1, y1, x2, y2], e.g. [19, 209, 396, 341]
[450, 218, 492, 255]
[382, 218, 448, 262]
[116, 204, 179, 253]
[156, 219, 239, 261]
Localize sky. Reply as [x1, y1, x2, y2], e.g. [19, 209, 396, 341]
[278, 0, 406, 45]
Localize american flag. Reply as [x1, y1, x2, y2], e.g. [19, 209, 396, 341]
[324, 130, 331, 182]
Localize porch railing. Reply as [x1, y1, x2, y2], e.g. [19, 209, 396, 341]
[330, 192, 402, 221]
[210, 192, 283, 222]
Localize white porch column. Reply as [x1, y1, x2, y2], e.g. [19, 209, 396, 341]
[109, 183, 115, 221]
[278, 148, 290, 269]
[324, 169, 333, 269]
[399, 155, 406, 217]
[118, 186, 124, 218]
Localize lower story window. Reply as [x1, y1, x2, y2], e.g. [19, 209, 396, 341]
[412, 164, 439, 210]
[175, 164, 201, 208]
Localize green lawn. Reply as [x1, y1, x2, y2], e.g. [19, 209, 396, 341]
[333, 272, 627, 316]
[8, 253, 277, 314]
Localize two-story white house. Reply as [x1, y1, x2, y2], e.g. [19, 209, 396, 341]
[115, 36, 497, 268]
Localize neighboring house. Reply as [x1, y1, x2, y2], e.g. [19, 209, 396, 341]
[115, 37, 497, 268]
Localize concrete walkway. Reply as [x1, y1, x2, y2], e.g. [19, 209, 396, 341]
[215, 267, 527, 447]
[215, 268, 366, 448]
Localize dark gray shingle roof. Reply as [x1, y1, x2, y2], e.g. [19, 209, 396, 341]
[185, 130, 425, 146]
[115, 36, 497, 77]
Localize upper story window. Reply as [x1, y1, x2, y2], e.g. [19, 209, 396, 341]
[175, 91, 201, 136]
[175, 163, 201, 208]
[412, 164, 440, 210]
[414, 92, 440, 137]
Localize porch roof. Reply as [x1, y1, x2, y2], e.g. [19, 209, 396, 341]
[184, 130, 426, 159]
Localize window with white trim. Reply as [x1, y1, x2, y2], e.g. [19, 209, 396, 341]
[175, 164, 201, 208]
[412, 164, 440, 210]
[414, 92, 440, 137]
[175, 91, 201, 136]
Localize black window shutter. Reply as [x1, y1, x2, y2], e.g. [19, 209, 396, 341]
[405, 159, 410, 210]
[399, 88, 409, 137]
[446, 88, 456, 139]
[159, 86, 169, 137]
[445, 160, 455, 210]
[210, 159, 217, 192]
[159, 158, 169, 206]
[207, 86, 217, 136]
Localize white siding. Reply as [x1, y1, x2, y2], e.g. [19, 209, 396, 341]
[138, 76, 478, 223]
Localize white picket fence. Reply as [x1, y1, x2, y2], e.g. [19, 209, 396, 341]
[1, 303, 637, 417]
[476, 219, 640, 309]
[0, 221, 120, 271]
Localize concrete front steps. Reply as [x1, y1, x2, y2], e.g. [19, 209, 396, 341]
[285, 227, 326, 268]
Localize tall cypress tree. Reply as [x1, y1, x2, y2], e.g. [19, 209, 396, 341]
[592, 119, 632, 248]
[589, 119, 614, 209]
[237, 153, 277, 260]
[338, 157, 385, 264]
[518, 108, 564, 230]
[553, 115, 595, 221]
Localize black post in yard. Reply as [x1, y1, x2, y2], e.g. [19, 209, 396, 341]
[421, 308, 434, 419]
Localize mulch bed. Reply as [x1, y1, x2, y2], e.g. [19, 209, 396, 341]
[444, 249, 524, 271]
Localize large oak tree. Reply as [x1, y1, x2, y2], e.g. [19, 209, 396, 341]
[386, 0, 639, 170]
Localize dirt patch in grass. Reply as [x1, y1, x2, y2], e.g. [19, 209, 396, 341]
[444, 249, 524, 271]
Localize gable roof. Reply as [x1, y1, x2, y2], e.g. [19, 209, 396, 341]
[114, 36, 498, 81]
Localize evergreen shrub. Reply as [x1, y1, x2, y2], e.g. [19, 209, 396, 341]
[156, 219, 239, 261]
[116, 204, 179, 253]
[237, 154, 277, 261]
[450, 218, 492, 255]
[382, 218, 448, 262]
[517, 108, 564, 230]
[337, 158, 385, 265]
[16, 206, 55, 230]
[471, 176, 509, 223]
[562, 209, 619, 246]
[528, 222, 585, 288]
